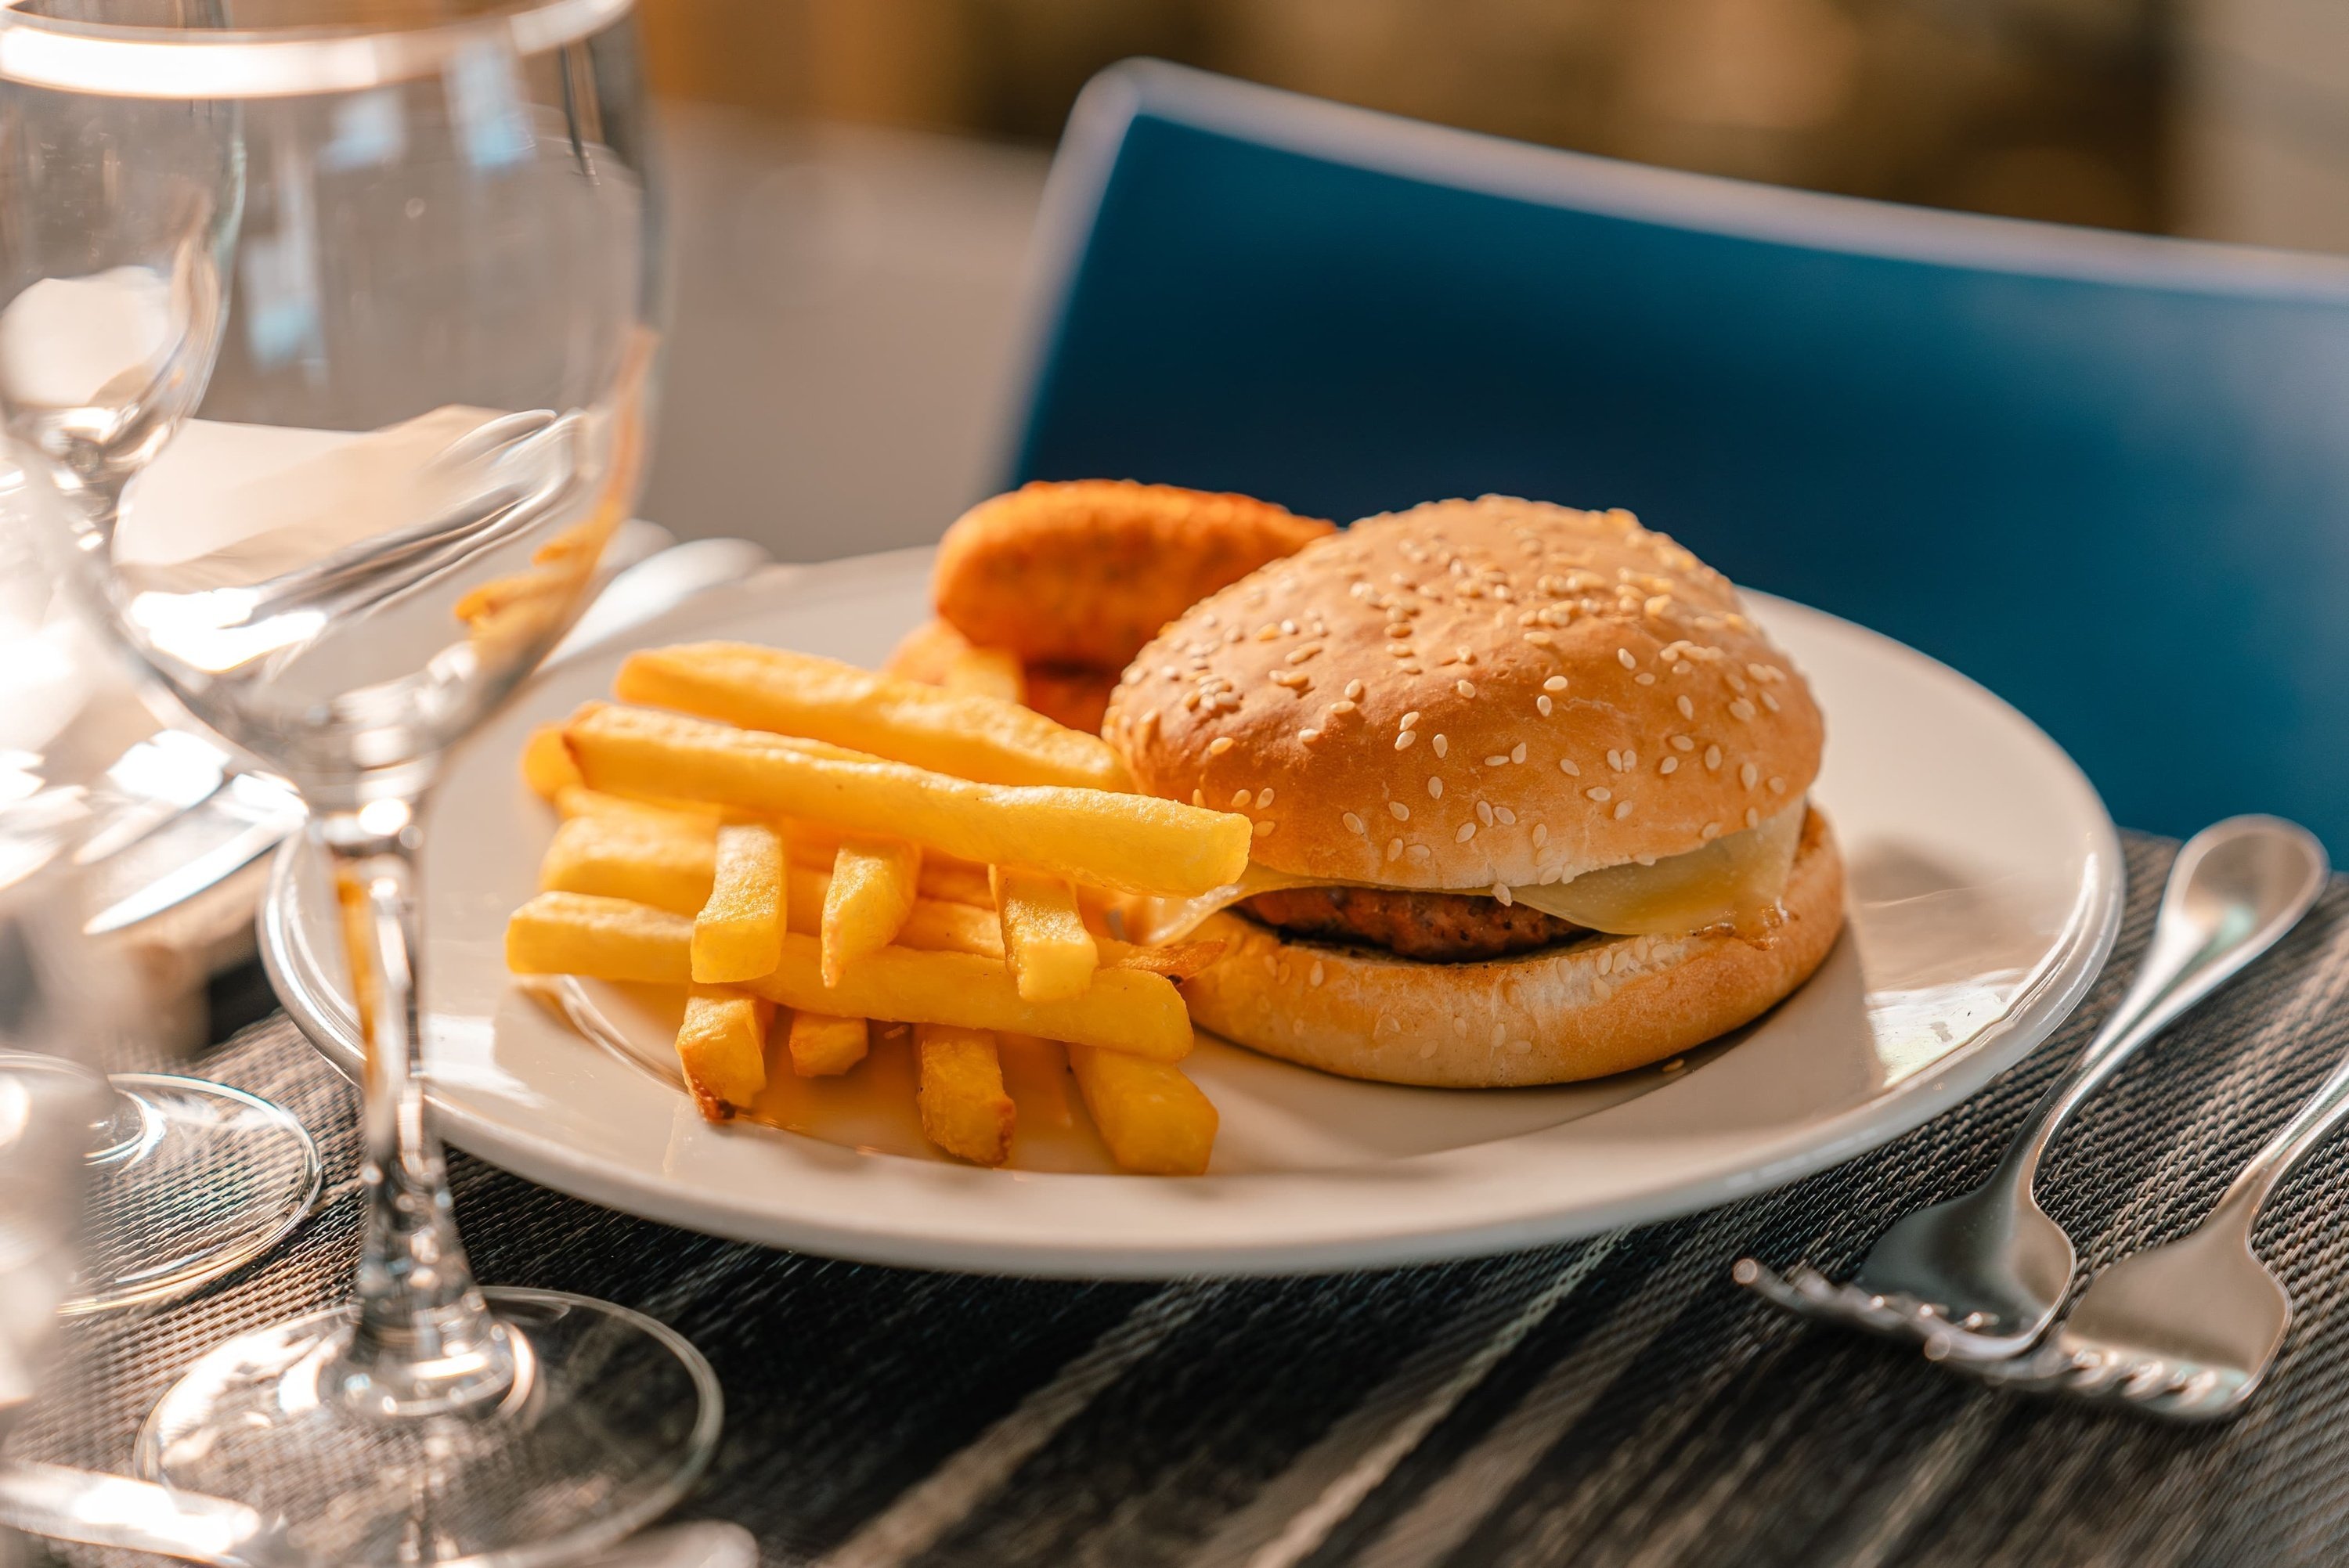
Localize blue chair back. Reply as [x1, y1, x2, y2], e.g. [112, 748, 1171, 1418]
[1006, 61, 2349, 851]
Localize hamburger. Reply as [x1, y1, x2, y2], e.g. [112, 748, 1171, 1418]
[1099, 496, 1845, 1087]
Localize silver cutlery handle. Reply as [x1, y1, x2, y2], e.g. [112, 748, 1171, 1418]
[2000, 818, 2328, 1195]
[0, 1462, 309, 1568]
[2203, 1026, 2349, 1242]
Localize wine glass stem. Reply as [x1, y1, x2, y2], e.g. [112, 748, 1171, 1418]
[318, 801, 515, 1419]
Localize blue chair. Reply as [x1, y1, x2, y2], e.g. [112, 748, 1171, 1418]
[1005, 60, 2349, 851]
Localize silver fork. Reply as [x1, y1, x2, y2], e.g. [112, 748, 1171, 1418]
[1736, 816, 2329, 1359]
[1937, 1004, 2349, 1421]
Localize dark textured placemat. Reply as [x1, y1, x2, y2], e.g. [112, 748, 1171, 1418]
[16, 831, 2349, 1566]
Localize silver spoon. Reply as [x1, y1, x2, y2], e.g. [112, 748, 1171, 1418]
[1737, 815, 2329, 1359]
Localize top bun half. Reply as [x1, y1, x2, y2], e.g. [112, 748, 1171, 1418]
[1101, 496, 1825, 891]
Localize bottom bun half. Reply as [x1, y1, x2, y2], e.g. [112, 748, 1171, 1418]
[1180, 808, 1846, 1087]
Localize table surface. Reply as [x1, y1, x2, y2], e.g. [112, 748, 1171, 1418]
[16, 831, 2349, 1568]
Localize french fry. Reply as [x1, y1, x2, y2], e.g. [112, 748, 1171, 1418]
[554, 785, 721, 835]
[745, 934, 1191, 1059]
[1100, 937, 1226, 982]
[915, 1022, 1015, 1165]
[788, 1011, 870, 1077]
[676, 989, 774, 1119]
[821, 838, 922, 985]
[507, 896, 1193, 1058]
[899, 896, 1003, 958]
[539, 814, 716, 915]
[506, 892, 692, 983]
[693, 823, 785, 983]
[785, 822, 998, 908]
[566, 703, 1250, 897]
[943, 645, 1024, 703]
[615, 642, 1126, 790]
[1068, 1045, 1218, 1176]
[522, 723, 584, 799]
[990, 867, 1098, 1003]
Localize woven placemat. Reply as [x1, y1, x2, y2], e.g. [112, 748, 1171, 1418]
[15, 831, 2349, 1566]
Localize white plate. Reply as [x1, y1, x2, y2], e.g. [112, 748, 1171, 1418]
[262, 547, 2122, 1276]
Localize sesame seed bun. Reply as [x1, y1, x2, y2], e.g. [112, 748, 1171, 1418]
[1179, 807, 1845, 1086]
[1102, 496, 1825, 891]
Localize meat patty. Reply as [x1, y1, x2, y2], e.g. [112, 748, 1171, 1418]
[1242, 885, 1584, 962]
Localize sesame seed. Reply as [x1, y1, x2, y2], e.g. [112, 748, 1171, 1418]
[1329, 700, 1358, 716]
[1182, 691, 1201, 712]
[1769, 777, 1787, 794]
[1456, 822, 1477, 842]
[1675, 661, 1694, 676]
[1493, 882, 1513, 905]
[1280, 619, 1297, 635]
[1456, 679, 1478, 698]
[1193, 788, 1204, 806]
[1510, 742, 1527, 763]
[1407, 844, 1431, 863]
[1495, 805, 1517, 824]
[1586, 786, 1611, 803]
[1207, 737, 1234, 756]
[1257, 788, 1275, 806]
[1534, 696, 1551, 718]
[1477, 799, 1494, 826]
[1676, 694, 1695, 719]
[1232, 788, 1253, 808]
[1395, 730, 1417, 751]
[1560, 759, 1582, 777]
[1729, 698, 1756, 722]
[1623, 749, 1636, 768]
[1254, 820, 1276, 838]
[1285, 644, 1321, 664]
[1428, 777, 1444, 798]
[1344, 679, 1365, 701]
[1388, 837, 1404, 861]
[1661, 757, 1680, 775]
[1661, 1057, 1686, 1073]
[1309, 961, 1325, 986]
[1533, 824, 1548, 846]
[1592, 979, 1611, 1003]
[1705, 744, 1723, 770]
[1670, 735, 1694, 752]
[1745, 808, 1761, 829]
[1299, 727, 1322, 743]
[1761, 690, 1781, 712]
[1523, 631, 1553, 646]
[1635, 673, 1656, 686]
[1543, 676, 1568, 692]
[1400, 711, 1422, 729]
[1615, 800, 1633, 820]
[1343, 812, 1366, 835]
[1607, 749, 1623, 772]
[1741, 762, 1759, 788]
[1727, 671, 1748, 694]
[1701, 821, 1722, 840]
[1387, 644, 1413, 658]
[1597, 950, 1613, 976]
[1390, 801, 1410, 821]
[1617, 648, 1636, 669]
[1432, 734, 1449, 758]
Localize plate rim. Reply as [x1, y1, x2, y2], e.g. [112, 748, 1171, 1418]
[260, 549, 2123, 1277]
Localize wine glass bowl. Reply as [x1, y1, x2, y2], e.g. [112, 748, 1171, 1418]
[0, 3, 718, 1561]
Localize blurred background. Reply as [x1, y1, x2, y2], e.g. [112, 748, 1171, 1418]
[633, 0, 2343, 559]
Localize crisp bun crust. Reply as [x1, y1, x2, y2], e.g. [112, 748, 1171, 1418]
[1179, 808, 1846, 1087]
[1102, 497, 1824, 890]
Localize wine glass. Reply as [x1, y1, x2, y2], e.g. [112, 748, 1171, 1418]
[0, 80, 322, 1317]
[0, 3, 721, 1562]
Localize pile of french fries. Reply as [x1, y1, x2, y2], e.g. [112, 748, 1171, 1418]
[503, 640, 1252, 1174]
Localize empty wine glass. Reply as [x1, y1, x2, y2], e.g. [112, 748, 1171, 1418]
[0, 2, 720, 1561]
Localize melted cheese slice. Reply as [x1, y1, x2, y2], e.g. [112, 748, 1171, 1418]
[1117, 802, 1805, 946]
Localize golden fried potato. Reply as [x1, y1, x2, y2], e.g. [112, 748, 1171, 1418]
[821, 837, 922, 985]
[1068, 1045, 1218, 1176]
[692, 823, 784, 983]
[539, 814, 716, 915]
[882, 617, 968, 686]
[944, 645, 1024, 703]
[787, 1011, 871, 1077]
[991, 867, 1097, 1003]
[915, 1022, 1015, 1166]
[934, 480, 1334, 668]
[677, 989, 773, 1118]
[566, 702, 1252, 898]
[522, 723, 584, 800]
[615, 643, 1128, 790]
[506, 892, 693, 983]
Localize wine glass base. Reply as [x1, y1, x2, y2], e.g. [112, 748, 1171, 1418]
[135, 1287, 724, 1568]
[60, 1072, 322, 1316]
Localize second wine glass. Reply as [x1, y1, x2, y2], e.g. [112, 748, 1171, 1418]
[0, 2, 720, 1561]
